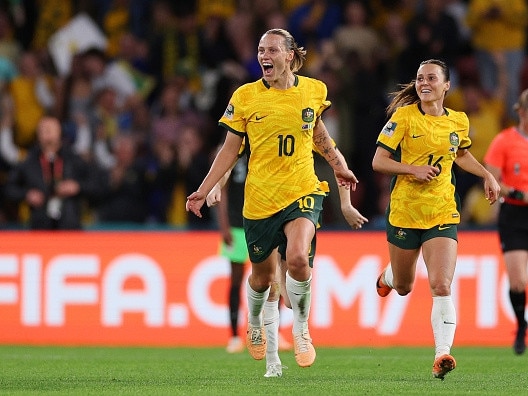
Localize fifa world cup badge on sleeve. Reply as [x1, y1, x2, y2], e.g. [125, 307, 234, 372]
[382, 121, 397, 137]
[224, 103, 234, 120]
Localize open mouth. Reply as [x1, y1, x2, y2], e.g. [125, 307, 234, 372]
[262, 62, 273, 76]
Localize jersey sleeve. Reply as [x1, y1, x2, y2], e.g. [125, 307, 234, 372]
[309, 77, 333, 157]
[314, 79, 331, 117]
[376, 107, 407, 153]
[218, 87, 246, 137]
[457, 112, 472, 149]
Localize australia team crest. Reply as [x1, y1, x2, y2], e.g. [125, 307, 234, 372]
[449, 132, 459, 146]
[302, 108, 315, 122]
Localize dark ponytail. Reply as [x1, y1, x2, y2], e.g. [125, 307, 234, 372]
[386, 59, 450, 115]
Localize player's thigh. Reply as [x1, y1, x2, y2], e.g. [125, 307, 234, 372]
[282, 193, 323, 260]
[283, 217, 316, 259]
[422, 237, 458, 296]
[388, 242, 420, 287]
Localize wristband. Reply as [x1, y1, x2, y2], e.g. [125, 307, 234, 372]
[508, 189, 525, 201]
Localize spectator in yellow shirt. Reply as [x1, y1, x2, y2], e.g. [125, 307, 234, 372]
[466, 0, 528, 123]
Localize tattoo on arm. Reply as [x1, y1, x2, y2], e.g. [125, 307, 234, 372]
[314, 124, 341, 166]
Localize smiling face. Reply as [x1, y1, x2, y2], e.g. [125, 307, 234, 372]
[257, 33, 293, 85]
[415, 63, 450, 104]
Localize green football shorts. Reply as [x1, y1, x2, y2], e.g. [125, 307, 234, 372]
[244, 193, 325, 263]
[219, 227, 249, 264]
[386, 222, 458, 249]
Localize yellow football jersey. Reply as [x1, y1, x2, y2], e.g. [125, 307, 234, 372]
[219, 75, 331, 219]
[376, 104, 471, 228]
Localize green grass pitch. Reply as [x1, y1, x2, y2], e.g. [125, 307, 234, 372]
[0, 345, 525, 395]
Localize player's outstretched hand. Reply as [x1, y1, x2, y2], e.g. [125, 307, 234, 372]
[186, 191, 206, 218]
[342, 205, 368, 230]
[483, 172, 501, 205]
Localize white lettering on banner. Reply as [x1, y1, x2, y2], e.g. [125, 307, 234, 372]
[188, 256, 231, 327]
[376, 255, 423, 335]
[0, 255, 18, 303]
[0, 252, 512, 332]
[450, 256, 471, 319]
[46, 255, 99, 326]
[477, 256, 500, 327]
[313, 255, 382, 328]
[377, 287, 412, 335]
[22, 255, 42, 326]
[167, 303, 189, 327]
[315, 254, 506, 335]
[102, 254, 165, 327]
[454, 255, 499, 328]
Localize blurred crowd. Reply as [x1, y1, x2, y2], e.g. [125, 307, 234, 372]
[0, 0, 526, 230]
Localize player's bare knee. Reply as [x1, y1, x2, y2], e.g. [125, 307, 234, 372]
[510, 280, 526, 292]
[286, 252, 309, 273]
[430, 281, 451, 296]
[249, 273, 275, 292]
[394, 283, 412, 296]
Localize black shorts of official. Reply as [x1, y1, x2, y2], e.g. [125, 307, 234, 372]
[498, 203, 528, 252]
[243, 193, 325, 264]
[386, 221, 458, 250]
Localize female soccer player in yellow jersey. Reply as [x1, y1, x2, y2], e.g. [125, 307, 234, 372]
[207, 136, 368, 377]
[372, 59, 501, 380]
[186, 28, 359, 369]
